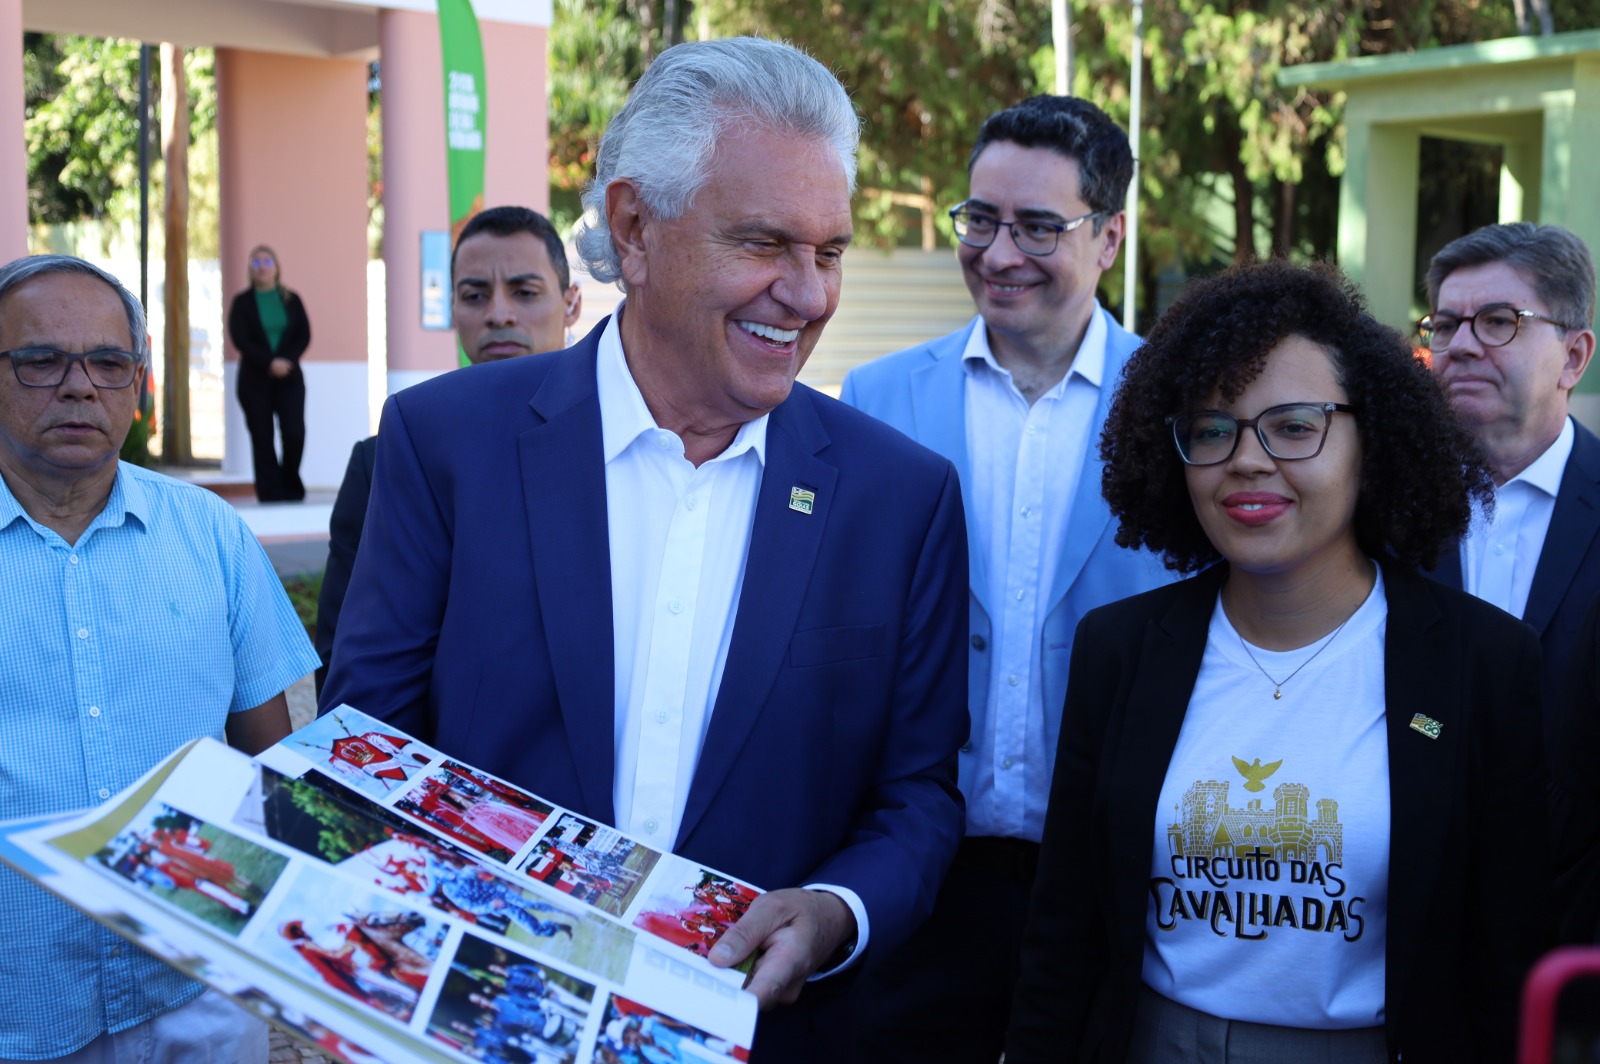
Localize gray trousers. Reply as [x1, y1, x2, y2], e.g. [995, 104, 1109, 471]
[1125, 986, 1388, 1064]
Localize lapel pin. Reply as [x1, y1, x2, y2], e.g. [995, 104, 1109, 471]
[788, 487, 816, 515]
[1409, 713, 1442, 740]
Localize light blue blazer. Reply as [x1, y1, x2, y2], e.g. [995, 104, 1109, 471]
[840, 309, 1174, 790]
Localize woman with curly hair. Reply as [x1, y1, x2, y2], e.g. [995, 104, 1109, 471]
[1006, 260, 1553, 1064]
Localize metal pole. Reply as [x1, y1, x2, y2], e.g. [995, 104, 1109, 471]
[138, 43, 151, 310]
[1052, 0, 1072, 95]
[1122, 0, 1142, 333]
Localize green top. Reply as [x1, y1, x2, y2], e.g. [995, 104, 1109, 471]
[254, 287, 288, 355]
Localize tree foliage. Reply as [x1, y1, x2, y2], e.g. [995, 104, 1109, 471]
[548, 0, 645, 201]
[24, 34, 219, 255]
[554, 0, 1600, 315]
[24, 34, 143, 226]
[695, 0, 1051, 246]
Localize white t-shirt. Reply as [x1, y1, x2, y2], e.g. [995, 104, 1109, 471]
[1142, 569, 1391, 1029]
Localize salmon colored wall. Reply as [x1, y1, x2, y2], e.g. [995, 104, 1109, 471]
[216, 47, 370, 484]
[216, 47, 369, 366]
[378, 8, 453, 377]
[0, 0, 28, 261]
[380, 12, 551, 380]
[483, 22, 549, 214]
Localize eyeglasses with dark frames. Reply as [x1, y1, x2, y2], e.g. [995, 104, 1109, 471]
[947, 202, 1106, 257]
[1416, 304, 1577, 350]
[1166, 402, 1357, 467]
[4, 347, 141, 390]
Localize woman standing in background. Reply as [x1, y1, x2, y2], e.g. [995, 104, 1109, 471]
[229, 244, 310, 502]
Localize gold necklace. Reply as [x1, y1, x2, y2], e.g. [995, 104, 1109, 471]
[1237, 615, 1352, 700]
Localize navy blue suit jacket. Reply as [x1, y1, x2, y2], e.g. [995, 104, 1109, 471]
[321, 323, 969, 1052]
[1429, 418, 1600, 723]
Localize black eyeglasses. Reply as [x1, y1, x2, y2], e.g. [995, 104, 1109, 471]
[1167, 402, 1356, 467]
[4, 347, 141, 389]
[1416, 304, 1577, 350]
[948, 202, 1105, 256]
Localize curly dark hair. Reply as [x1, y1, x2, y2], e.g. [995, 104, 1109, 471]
[1101, 259, 1493, 573]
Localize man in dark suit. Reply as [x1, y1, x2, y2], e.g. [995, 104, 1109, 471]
[313, 206, 581, 690]
[320, 37, 968, 1062]
[1422, 222, 1599, 716]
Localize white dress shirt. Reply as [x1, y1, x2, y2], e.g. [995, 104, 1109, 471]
[1463, 416, 1574, 620]
[597, 311, 867, 968]
[962, 307, 1106, 841]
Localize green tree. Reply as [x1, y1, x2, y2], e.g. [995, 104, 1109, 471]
[24, 35, 219, 252]
[548, 0, 646, 231]
[698, 0, 1052, 248]
[24, 35, 144, 227]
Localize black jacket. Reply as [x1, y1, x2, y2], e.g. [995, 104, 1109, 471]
[1007, 560, 1553, 1064]
[227, 286, 311, 379]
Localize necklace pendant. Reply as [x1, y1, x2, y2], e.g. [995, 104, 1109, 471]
[1273, 689, 1283, 700]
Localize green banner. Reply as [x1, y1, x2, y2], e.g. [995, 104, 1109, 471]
[438, 0, 487, 366]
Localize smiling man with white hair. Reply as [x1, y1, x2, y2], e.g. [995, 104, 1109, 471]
[322, 37, 969, 1061]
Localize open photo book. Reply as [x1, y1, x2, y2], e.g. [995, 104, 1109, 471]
[0, 705, 761, 1064]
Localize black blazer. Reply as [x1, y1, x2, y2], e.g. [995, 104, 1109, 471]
[1007, 560, 1553, 1064]
[227, 286, 311, 379]
[1429, 419, 1600, 727]
[314, 434, 378, 693]
[1551, 592, 1600, 945]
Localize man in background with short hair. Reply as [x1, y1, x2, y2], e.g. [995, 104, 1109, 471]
[315, 206, 581, 690]
[841, 95, 1173, 1062]
[1421, 221, 1599, 713]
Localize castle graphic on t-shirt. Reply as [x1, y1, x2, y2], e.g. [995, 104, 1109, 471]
[1149, 755, 1365, 941]
[1165, 768, 1343, 865]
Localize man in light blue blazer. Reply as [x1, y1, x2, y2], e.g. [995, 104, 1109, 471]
[841, 96, 1172, 1064]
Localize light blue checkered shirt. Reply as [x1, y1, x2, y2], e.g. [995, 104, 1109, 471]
[0, 462, 319, 1059]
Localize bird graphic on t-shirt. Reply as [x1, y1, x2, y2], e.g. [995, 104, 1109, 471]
[1232, 756, 1283, 793]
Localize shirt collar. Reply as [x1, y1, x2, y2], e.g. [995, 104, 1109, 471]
[595, 305, 768, 467]
[0, 461, 144, 539]
[960, 302, 1108, 394]
[1506, 415, 1574, 498]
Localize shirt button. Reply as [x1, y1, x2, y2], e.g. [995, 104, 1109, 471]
[685, 496, 698, 510]
[643, 818, 659, 834]
[668, 599, 684, 614]
[971, 634, 987, 651]
[89, 706, 101, 717]
[98, 788, 111, 800]
[77, 628, 89, 640]
[655, 709, 670, 724]
[1002, 757, 1014, 769]
[1025, 425, 1037, 436]
[1014, 589, 1025, 601]
[656, 434, 673, 450]
[959, 742, 974, 754]
[111, 945, 123, 957]
[1020, 506, 1032, 517]
[69, 554, 79, 565]
[1494, 544, 1507, 555]
[1008, 674, 1020, 687]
